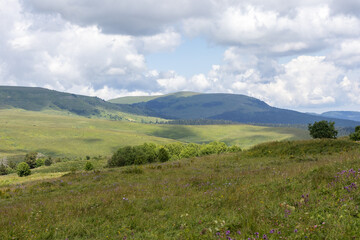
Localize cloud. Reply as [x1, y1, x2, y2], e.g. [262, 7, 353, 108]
[1, 0, 360, 111]
[24, 0, 212, 35]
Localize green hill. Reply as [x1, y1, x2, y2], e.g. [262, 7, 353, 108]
[320, 111, 360, 122]
[0, 109, 307, 159]
[109, 91, 199, 104]
[117, 92, 360, 127]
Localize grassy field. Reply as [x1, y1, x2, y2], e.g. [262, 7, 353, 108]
[0, 139, 360, 239]
[0, 109, 308, 158]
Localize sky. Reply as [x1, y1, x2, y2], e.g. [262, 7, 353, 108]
[1, 0, 360, 113]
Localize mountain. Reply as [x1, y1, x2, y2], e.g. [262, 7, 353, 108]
[113, 92, 360, 127]
[320, 111, 360, 122]
[109, 91, 199, 104]
[0, 86, 123, 116]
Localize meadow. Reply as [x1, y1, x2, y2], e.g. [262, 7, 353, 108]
[0, 139, 360, 239]
[0, 109, 307, 159]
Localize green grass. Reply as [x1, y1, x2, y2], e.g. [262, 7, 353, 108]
[0, 109, 307, 158]
[0, 139, 360, 239]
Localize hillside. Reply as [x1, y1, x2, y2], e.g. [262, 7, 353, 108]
[0, 109, 307, 159]
[1, 139, 360, 239]
[320, 111, 360, 122]
[115, 92, 360, 127]
[109, 91, 199, 104]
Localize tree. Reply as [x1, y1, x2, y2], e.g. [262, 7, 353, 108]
[17, 162, 31, 177]
[158, 148, 170, 162]
[24, 152, 37, 169]
[349, 125, 360, 141]
[308, 121, 338, 139]
[84, 161, 94, 171]
[0, 163, 8, 175]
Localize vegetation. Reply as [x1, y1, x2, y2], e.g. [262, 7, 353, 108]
[0, 139, 360, 239]
[108, 142, 241, 168]
[16, 162, 31, 177]
[24, 152, 38, 169]
[349, 125, 360, 141]
[0, 164, 8, 175]
[0, 109, 306, 158]
[44, 157, 52, 166]
[84, 162, 94, 171]
[308, 120, 338, 139]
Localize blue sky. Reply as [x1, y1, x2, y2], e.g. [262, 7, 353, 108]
[1, 0, 360, 113]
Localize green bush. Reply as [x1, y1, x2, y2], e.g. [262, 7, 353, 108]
[0, 164, 8, 175]
[17, 162, 31, 177]
[24, 152, 37, 169]
[350, 131, 360, 141]
[179, 143, 200, 159]
[8, 160, 17, 169]
[158, 148, 170, 162]
[44, 157, 52, 166]
[36, 158, 45, 167]
[84, 162, 94, 171]
[308, 121, 337, 139]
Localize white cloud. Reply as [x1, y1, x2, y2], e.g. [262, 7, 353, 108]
[1, 0, 360, 111]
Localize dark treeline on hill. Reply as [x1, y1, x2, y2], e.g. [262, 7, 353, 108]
[0, 86, 123, 116]
[163, 119, 236, 125]
[108, 142, 242, 167]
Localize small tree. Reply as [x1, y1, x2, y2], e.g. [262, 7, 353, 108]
[308, 121, 338, 139]
[0, 163, 8, 175]
[84, 161, 94, 171]
[24, 152, 37, 169]
[158, 148, 170, 162]
[17, 162, 31, 177]
[350, 125, 360, 141]
[44, 157, 52, 166]
[36, 158, 45, 167]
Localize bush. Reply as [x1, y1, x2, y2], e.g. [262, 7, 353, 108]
[349, 126, 360, 141]
[158, 148, 170, 162]
[24, 152, 37, 169]
[44, 157, 52, 166]
[84, 162, 94, 171]
[308, 121, 338, 139]
[17, 162, 31, 177]
[8, 160, 17, 169]
[0, 164, 8, 175]
[36, 158, 45, 167]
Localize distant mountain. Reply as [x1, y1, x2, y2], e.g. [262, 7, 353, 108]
[114, 92, 360, 127]
[0, 86, 123, 117]
[2, 86, 359, 127]
[320, 111, 360, 122]
[109, 91, 199, 104]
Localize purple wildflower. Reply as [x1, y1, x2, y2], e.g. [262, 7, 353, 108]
[294, 229, 298, 233]
[226, 230, 231, 235]
[270, 229, 275, 233]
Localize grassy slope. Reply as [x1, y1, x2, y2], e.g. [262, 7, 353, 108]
[0, 109, 307, 158]
[1, 139, 360, 239]
[109, 91, 199, 104]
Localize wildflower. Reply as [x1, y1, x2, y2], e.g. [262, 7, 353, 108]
[237, 230, 241, 235]
[294, 229, 298, 233]
[270, 229, 275, 233]
[226, 230, 231, 235]
[216, 232, 221, 236]
[263, 234, 268, 239]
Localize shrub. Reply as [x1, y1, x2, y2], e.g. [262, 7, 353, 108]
[180, 143, 200, 158]
[0, 164, 8, 175]
[36, 158, 45, 167]
[84, 162, 94, 171]
[308, 121, 337, 139]
[158, 148, 170, 162]
[24, 152, 37, 169]
[8, 160, 17, 169]
[17, 162, 31, 177]
[44, 157, 52, 166]
[86, 155, 90, 160]
[227, 145, 242, 152]
[350, 131, 360, 141]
